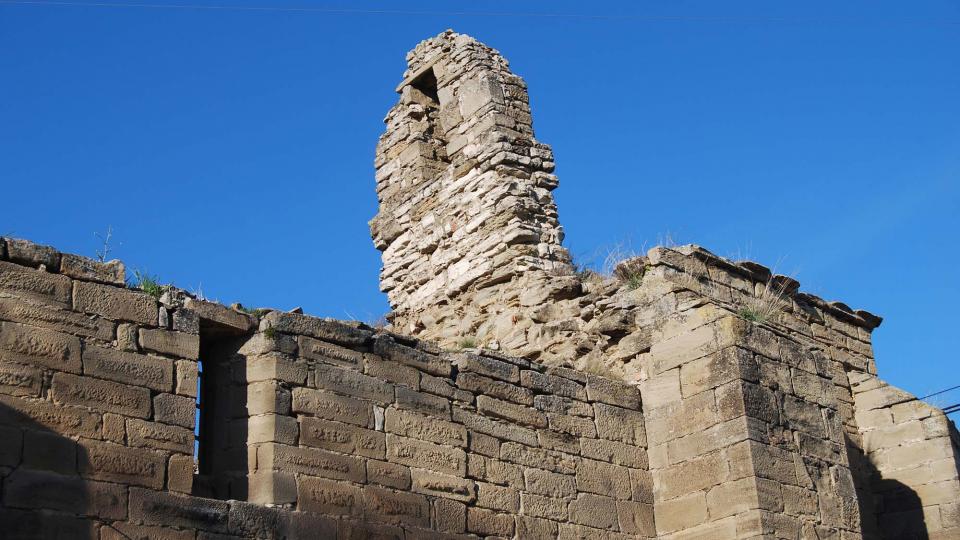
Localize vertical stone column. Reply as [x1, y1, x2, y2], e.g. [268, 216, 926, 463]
[371, 31, 573, 349]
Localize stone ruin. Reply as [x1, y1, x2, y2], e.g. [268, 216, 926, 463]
[1, 30, 958, 540]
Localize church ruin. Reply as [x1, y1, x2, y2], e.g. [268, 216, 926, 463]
[0, 30, 957, 539]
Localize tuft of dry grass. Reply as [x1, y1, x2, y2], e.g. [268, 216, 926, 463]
[737, 278, 791, 324]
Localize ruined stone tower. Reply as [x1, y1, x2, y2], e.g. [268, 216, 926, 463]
[0, 30, 958, 540]
[371, 31, 575, 351]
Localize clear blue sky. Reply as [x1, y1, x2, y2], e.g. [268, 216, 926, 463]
[2, 1, 958, 405]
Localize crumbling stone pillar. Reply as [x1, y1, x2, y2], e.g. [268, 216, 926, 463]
[371, 30, 573, 349]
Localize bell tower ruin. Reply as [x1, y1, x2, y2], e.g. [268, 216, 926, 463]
[371, 31, 574, 349]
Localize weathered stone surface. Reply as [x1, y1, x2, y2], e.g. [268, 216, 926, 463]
[367, 459, 411, 489]
[263, 311, 371, 346]
[0, 320, 81, 373]
[83, 345, 174, 391]
[139, 328, 200, 359]
[60, 253, 125, 285]
[127, 418, 194, 453]
[80, 439, 166, 488]
[257, 443, 365, 482]
[185, 297, 255, 332]
[300, 416, 385, 458]
[129, 487, 230, 531]
[52, 372, 151, 417]
[299, 335, 365, 368]
[386, 434, 467, 476]
[477, 394, 547, 428]
[314, 362, 394, 403]
[411, 468, 476, 502]
[74, 280, 157, 324]
[385, 407, 467, 447]
[292, 387, 373, 427]
[363, 485, 431, 527]
[467, 506, 515, 536]
[0, 261, 73, 309]
[3, 468, 127, 519]
[374, 336, 451, 377]
[0, 361, 42, 397]
[0, 295, 113, 339]
[298, 477, 363, 515]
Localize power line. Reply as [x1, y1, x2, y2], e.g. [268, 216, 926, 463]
[1, 0, 959, 26]
[918, 384, 960, 401]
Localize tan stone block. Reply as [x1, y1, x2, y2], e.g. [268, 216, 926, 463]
[3, 468, 126, 519]
[51, 372, 151, 417]
[74, 280, 157, 324]
[0, 321, 81, 373]
[365, 353, 420, 389]
[649, 318, 738, 375]
[168, 453, 194, 493]
[433, 497, 467, 533]
[916, 480, 960, 506]
[750, 441, 798, 485]
[451, 407, 537, 446]
[645, 389, 718, 445]
[548, 412, 597, 438]
[520, 491, 569, 520]
[299, 334, 365, 368]
[395, 385, 451, 418]
[640, 368, 682, 410]
[314, 362, 394, 403]
[384, 406, 467, 447]
[411, 468, 476, 502]
[466, 506, 515, 537]
[300, 416, 383, 457]
[629, 468, 654, 504]
[594, 402, 645, 445]
[468, 431, 500, 457]
[863, 420, 925, 452]
[4, 239, 60, 269]
[153, 392, 195, 429]
[655, 490, 708, 534]
[386, 433, 466, 476]
[242, 354, 307, 386]
[0, 361, 41, 397]
[475, 481, 518, 512]
[373, 336, 450, 377]
[0, 295, 113, 340]
[138, 328, 199, 360]
[617, 500, 655, 536]
[0, 260, 71, 307]
[79, 439, 165, 488]
[59, 253, 123, 285]
[247, 470, 296, 505]
[706, 476, 757, 519]
[539, 428, 581, 454]
[175, 359, 198, 398]
[501, 441, 577, 474]
[367, 459, 411, 489]
[521, 369, 586, 400]
[680, 347, 757, 398]
[576, 458, 632, 499]
[419, 371, 474, 404]
[468, 454, 524, 486]
[525, 467, 576, 498]
[782, 484, 817, 517]
[517, 516, 558, 539]
[580, 438, 647, 469]
[297, 476, 362, 515]
[0, 394, 100, 438]
[534, 394, 593, 417]
[586, 373, 640, 409]
[667, 416, 750, 464]
[568, 492, 619, 530]
[247, 413, 298, 445]
[126, 418, 193, 453]
[129, 487, 229, 531]
[450, 351, 520, 383]
[83, 345, 174, 392]
[257, 443, 364, 482]
[246, 380, 291, 415]
[457, 371, 532, 405]
[655, 451, 727, 500]
[362, 485, 431, 527]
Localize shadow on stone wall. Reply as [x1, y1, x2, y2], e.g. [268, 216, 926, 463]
[848, 434, 930, 540]
[0, 401, 97, 539]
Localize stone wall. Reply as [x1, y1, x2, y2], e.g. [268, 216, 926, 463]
[0, 237, 656, 539]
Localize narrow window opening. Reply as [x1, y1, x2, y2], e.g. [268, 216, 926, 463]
[193, 324, 248, 500]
